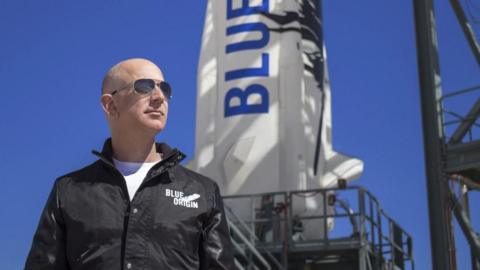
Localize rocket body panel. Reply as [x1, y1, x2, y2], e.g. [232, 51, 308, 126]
[190, 0, 363, 236]
[195, 0, 284, 195]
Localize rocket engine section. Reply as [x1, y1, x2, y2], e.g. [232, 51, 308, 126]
[189, 0, 363, 239]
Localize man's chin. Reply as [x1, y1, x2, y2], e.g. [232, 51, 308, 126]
[131, 117, 166, 135]
[145, 121, 166, 134]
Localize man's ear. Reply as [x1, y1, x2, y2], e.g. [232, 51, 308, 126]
[101, 94, 118, 118]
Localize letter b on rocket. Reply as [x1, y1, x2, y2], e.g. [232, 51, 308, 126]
[224, 84, 269, 117]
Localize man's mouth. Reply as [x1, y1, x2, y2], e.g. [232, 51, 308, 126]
[145, 110, 164, 116]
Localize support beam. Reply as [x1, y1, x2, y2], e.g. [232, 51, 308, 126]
[449, 187, 480, 264]
[448, 97, 480, 144]
[413, 0, 456, 269]
[445, 140, 480, 174]
[449, 0, 480, 67]
[462, 189, 480, 270]
[451, 174, 480, 191]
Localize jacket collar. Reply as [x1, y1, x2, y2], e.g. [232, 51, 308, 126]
[92, 138, 186, 171]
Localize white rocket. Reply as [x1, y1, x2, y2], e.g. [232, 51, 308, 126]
[188, 0, 363, 237]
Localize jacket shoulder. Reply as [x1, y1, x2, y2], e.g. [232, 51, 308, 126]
[176, 165, 219, 189]
[55, 160, 103, 185]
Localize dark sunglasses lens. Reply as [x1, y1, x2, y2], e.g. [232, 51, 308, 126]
[160, 81, 172, 99]
[134, 79, 155, 94]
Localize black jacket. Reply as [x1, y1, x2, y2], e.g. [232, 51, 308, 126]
[25, 139, 235, 270]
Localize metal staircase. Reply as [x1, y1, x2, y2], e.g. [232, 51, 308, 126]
[224, 186, 415, 270]
[226, 205, 286, 270]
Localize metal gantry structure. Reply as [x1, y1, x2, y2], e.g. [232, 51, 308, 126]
[413, 0, 480, 269]
[224, 186, 414, 270]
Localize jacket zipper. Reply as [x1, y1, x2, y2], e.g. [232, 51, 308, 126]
[91, 148, 184, 269]
[129, 149, 182, 202]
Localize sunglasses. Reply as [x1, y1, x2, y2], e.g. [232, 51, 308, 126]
[111, 78, 172, 99]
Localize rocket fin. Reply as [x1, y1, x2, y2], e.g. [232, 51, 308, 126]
[322, 151, 364, 188]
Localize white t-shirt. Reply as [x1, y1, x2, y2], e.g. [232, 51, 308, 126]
[113, 158, 159, 201]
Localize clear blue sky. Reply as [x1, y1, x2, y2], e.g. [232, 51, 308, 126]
[0, 1, 478, 269]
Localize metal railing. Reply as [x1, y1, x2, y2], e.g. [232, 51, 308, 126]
[224, 186, 415, 270]
[440, 85, 480, 144]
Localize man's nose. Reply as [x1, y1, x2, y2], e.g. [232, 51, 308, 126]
[150, 86, 165, 104]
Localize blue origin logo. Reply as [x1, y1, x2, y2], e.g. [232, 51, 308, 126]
[224, 0, 270, 118]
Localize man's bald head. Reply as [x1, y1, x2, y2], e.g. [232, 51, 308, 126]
[101, 58, 164, 95]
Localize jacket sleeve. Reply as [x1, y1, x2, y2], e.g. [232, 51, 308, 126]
[200, 182, 236, 270]
[25, 180, 69, 270]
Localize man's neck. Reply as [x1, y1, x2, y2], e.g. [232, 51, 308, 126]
[110, 133, 161, 163]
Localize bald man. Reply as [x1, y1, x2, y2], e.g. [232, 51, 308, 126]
[25, 58, 235, 270]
